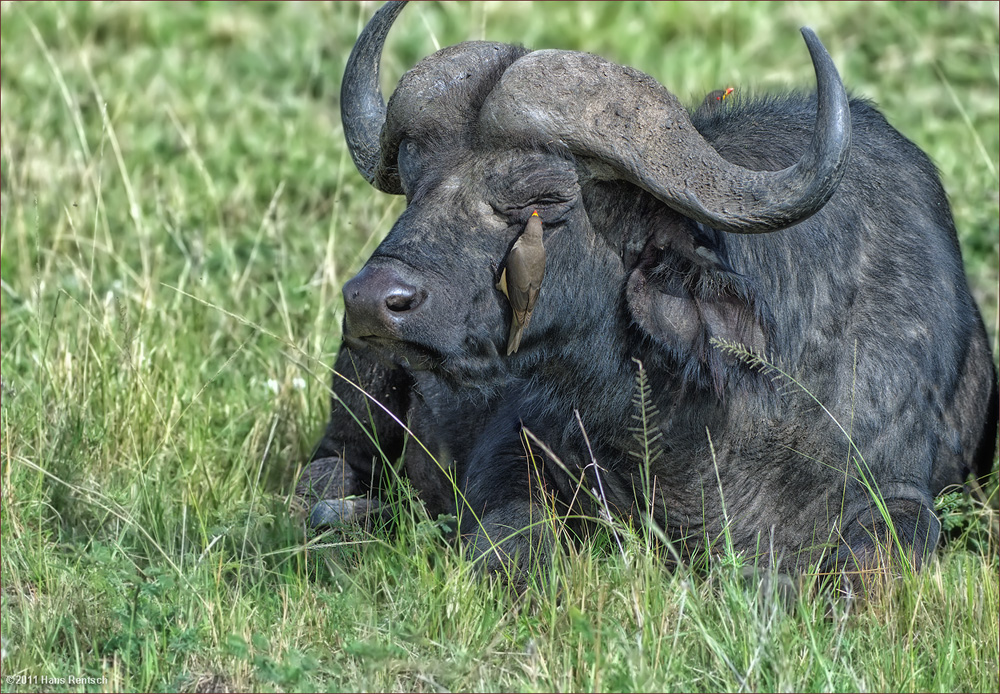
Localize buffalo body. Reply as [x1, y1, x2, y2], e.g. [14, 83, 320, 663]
[300, 1, 998, 586]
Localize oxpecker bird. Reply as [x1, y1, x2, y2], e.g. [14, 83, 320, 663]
[496, 210, 546, 355]
[700, 86, 734, 113]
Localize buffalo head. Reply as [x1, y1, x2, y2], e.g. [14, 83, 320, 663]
[338, 0, 850, 390]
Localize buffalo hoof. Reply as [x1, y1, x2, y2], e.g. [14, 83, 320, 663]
[296, 455, 361, 505]
[465, 501, 557, 591]
[309, 497, 383, 530]
[824, 498, 940, 600]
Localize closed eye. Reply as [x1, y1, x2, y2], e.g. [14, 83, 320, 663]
[491, 196, 574, 218]
[489, 206, 565, 231]
[525, 194, 572, 207]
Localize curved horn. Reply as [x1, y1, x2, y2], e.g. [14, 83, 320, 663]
[341, 0, 407, 191]
[479, 28, 851, 234]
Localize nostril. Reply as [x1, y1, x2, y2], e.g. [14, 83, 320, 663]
[343, 265, 426, 334]
[385, 285, 422, 313]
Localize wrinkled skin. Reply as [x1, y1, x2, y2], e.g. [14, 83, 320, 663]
[300, 6, 998, 591]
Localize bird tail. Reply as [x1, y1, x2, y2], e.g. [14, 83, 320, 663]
[506, 313, 535, 355]
[506, 325, 524, 355]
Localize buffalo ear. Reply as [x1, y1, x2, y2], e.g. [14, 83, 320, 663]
[626, 257, 769, 379]
[698, 292, 769, 354]
[626, 269, 703, 351]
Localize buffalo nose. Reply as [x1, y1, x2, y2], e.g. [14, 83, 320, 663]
[384, 282, 421, 312]
[343, 264, 425, 339]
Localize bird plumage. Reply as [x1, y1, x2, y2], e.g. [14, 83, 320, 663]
[496, 211, 545, 355]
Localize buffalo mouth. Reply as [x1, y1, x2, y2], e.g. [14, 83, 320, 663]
[343, 332, 507, 391]
[343, 334, 441, 372]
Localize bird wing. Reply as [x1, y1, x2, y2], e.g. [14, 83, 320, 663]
[495, 267, 509, 297]
[506, 244, 544, 325]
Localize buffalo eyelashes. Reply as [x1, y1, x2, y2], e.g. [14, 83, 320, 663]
[495, 211, 546, 355]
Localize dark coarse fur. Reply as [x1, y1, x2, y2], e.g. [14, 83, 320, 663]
[303, 15, 998, 589]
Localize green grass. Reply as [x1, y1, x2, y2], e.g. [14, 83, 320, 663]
[1, 1, 997, 691]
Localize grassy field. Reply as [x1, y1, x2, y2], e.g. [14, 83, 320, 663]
[1, 1, 998, 691]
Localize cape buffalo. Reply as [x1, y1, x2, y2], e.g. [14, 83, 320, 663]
[300, 1, 998, 589]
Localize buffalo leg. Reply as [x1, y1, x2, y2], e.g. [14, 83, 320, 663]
[458, 394, 591, 587]
[298, 342, 412, 526]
